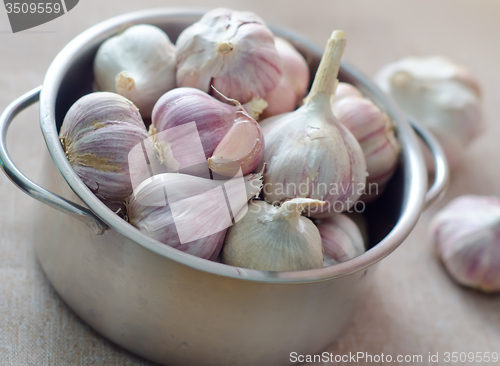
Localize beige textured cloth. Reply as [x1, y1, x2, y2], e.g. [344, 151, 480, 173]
[1, 0, 499, 364]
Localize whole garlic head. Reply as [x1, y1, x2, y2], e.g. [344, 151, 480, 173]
[430, 195, 500, 292]
[175, 8, 282, 104]
[223, 198, 325, 271]
[375, 56, 482, 169]
[316, 213, 365, 266]
[94, 24, 177, 118]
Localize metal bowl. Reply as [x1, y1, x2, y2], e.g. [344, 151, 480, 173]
[0, 8, 448, 366]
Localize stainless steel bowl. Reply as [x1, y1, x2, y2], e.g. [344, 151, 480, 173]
[0, 8, 448, 366]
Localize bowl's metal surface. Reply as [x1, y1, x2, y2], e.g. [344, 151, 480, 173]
[0, 8, 449, 366]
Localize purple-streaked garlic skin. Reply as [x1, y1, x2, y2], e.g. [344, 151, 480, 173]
[208, 109, 265, 176]
[175, 8, 282, 104]
[59, 92, 149, 206]
[333, 82, 363, 102]
[332, 83, 401, 201]
[128, 172, 263, 260]
[152, 87, 238, 159]
[316, 214, 365, 266]
[259, 31, 366, 217]
[261, 37, 310, 118]
[430, 195, 500, 293]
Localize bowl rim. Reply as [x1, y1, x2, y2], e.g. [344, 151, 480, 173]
[39, 7, 427, 284]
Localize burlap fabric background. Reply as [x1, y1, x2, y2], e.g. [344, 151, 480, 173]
[1, 0, 499, 364]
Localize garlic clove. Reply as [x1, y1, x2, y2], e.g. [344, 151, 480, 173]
[222, 198, 325, 271]
[261, 37, 310, 118]
[129, 172, 263, 260]
[430, 195, 500, 293]
[331, 85, 401, 200]
[316, 213, 365, 266]
[259, 31, 367, 216]
[375, 56, 482, 170]
[93, 24, 177, 119]
[208, 108, 265, 177]
[152, 87, 238, 160]
[59, 92, 150, 207]
[175, 8, 282, 104]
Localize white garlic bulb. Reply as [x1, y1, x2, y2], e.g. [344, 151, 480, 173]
[128, 172, 263, 260]
[375, 56, 482, 169]
[175, 8, 282, 104]
[316, 213, 365, 266]
[60, 92, 149, 208]
[261, 37, 310, 118]
[332, 82, 400, 200]
[430, 195, 500, 293]
[223, 198, 325, 271]
[259, 31, 367, 216]
[94, 24, 177, 118]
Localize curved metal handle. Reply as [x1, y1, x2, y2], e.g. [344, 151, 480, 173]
[408, 117, 450, 209]
[0, 87, 107, 233]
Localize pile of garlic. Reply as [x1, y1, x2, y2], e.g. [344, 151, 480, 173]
[57, 8, 416, 271]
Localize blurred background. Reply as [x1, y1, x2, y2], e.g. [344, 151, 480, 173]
[1, 0, 499, 364]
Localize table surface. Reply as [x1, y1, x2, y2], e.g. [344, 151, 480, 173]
[1, 0, 499, 365]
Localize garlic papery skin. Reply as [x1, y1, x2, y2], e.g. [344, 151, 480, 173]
[152, 87, 242, 160]
[333, 81, 363, 103]
[261, 37, 310, 118]
[316, 213, 365, 266]
[129, 172, 263, 260]
[208, 108, 264, 177]
[430, 195, 500, 293]
[175, 8, 282, 104]
[375, 56, 482, 169]
[222, 198, 325, 271]
[94, 24, 177, 119]
[332, 83, 401, 200]
[59, 92, 149, 207]
[259, 31, 367, 216]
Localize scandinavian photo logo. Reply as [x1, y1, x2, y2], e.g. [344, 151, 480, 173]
[3, 0, 79, 33]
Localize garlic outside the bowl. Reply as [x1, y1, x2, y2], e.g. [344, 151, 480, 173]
[261, 37, 310, 118]
[59, 92, 150, 209]
[222, 198, 325, 271]
[259, 31, 367, 216]
[94, 24, 177, 118]
[128, 172, 263, 260]
[332, 82, 401, 200]
[430, 195, 500, 293]
[175, 8, 282, 104]
[316, 213, 365, 266]
[375, 56, 482, 169]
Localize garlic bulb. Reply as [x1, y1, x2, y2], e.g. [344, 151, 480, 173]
[316, 213, 365, 266]
[59, 92, 149, 207]
[94, 24, 177, 118]
[129, 172, 263, 260]
[175, 8, 282, 104]
[261, 37, 310, 118]
[375, 56, 482, 169]
[259, 31, 367, 216]
[332, 82, 400, 200]
[208, 103, 264, 177]
[430, 195, 500, 293]
[223, 198, 325, 271]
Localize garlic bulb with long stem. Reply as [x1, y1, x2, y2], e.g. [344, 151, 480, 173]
[375, 56, 482, 169]
[59, 92, 149, 208]
[261, 37, 310, 118]
[93, 24, 177, 118]
[259, 31, 367, 216]
[316, 213, 365, 266]
[222, 198, 325, 271]
[128, 172, 263, 260]
[332, 82, 401, 200]
[430, 195, 500, 293]
[175, 8, 282, 104]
